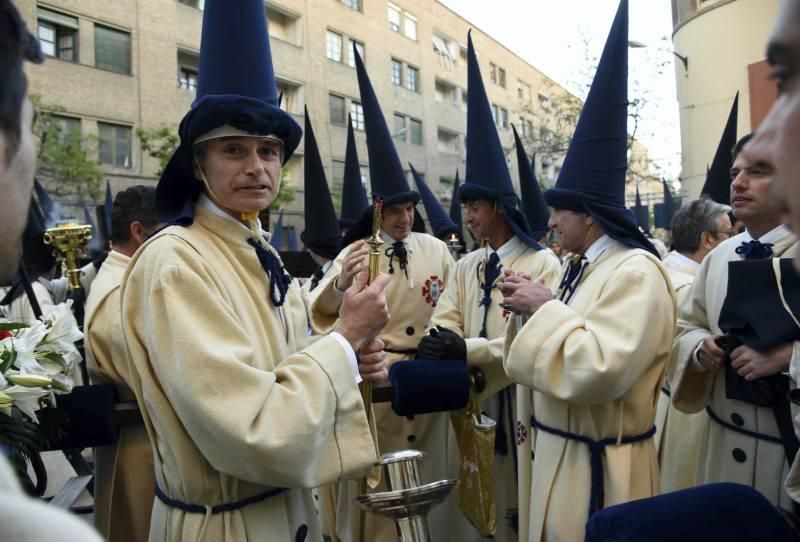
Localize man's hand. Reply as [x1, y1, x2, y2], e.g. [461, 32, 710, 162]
[335, 240, 369, 291]
[696, 336, 727, 371]
[499, 273, 552, 315]
[357, 338, 388, 383]
[730, 343, 792, 381]
[335, 270, 390, 352]
[417, 327, 466, 361]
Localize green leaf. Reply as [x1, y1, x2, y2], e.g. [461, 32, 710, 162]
[0, 323, 30, 332]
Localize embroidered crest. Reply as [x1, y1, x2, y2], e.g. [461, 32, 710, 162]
[516, 420, 528, 446]
[422, 275, 444, 306]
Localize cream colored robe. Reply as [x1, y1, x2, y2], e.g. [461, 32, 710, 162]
[307, 231, 455, 541]
[121, 205, 376, 542]
[504, 242, 675, 542]
[654, 251, 706, 493]
[672, 228, 798, 508]
[85, 249, 154, 542]
[430, 242, 561, 541]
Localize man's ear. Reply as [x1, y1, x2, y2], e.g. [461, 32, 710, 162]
[130, 220, 146, 246]
[699, 230, 714, 250]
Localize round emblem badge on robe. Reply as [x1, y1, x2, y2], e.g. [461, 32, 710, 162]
[422, 275, 444, 306]
[516, 420, 528, 446]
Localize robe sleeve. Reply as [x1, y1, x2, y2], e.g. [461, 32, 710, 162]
[504, 258, 674, 406]
[670, 256, 717, 414]
[128, 257, 376, 488]
[307, 250, 348, 335]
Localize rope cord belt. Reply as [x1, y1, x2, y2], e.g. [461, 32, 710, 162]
[531, 416, 655, 517]
[155, 484, 288, 515]
[705, 406, 782, 445]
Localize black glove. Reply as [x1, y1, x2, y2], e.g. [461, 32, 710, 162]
[417, 326, 467, 361]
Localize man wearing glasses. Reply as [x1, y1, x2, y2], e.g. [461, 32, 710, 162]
[672, 133, 799, 508]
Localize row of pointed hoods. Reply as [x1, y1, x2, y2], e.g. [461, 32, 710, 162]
[151, 0, 665, 257]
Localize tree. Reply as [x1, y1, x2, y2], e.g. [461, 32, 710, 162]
[136, 125, 295, 210]
[31, 95, 104, 203]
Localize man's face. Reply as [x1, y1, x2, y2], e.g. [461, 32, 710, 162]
[0, 98, 36, 283]
[196, 136, 282, 216]
[464, 199, 500, 240]
[547, 208, 592, 254]
[729, 152, 775, 222]
[742, 0, 800, 234]
[382, 201, 414, 240]
[706, 213, 735, 251]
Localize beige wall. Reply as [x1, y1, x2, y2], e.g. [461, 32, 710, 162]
[672, 0, 779, 201]
[18, 0, 600, 236]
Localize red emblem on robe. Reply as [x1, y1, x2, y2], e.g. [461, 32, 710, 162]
[422, 275, 444, 307]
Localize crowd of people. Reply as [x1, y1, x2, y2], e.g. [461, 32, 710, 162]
[3, 0, 800, 540]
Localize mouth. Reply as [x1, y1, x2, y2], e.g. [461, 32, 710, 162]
[732, 195, 751, 205]
[238, 184, 271, 192]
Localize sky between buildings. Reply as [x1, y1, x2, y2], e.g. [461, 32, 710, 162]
[441, 0, 682, 183]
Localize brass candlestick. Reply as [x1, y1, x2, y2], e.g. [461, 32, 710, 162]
[357, 196, 384, 542]
[447, 233, 463, 261]
[43, 223, 93, 290]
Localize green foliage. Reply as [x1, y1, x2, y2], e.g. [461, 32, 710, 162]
[269, 165, 296, 211]
[136, 124, 180, 177]
[31, 96, 104, 202]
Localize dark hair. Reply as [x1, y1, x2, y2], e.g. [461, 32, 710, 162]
[110, 185, 159, 244]
[671, 197, 730, 254]
[731, 133, 754, 161]
[0, 0, 43, 161]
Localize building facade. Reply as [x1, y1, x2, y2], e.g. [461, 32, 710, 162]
[20, 0, 657, 240]
[672, 0, 779, 200]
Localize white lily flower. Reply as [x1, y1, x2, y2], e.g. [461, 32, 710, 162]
[3, 385, 47, 422]
[43, 301, 83, 345]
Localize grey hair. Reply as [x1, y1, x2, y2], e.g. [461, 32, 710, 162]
[671, 197, 731, 254]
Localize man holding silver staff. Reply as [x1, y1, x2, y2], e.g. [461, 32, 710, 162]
[120, 1, 390, 540]
[497, 2, 675, 540]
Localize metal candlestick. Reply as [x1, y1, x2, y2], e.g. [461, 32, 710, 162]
[43, 223, 92, 290]
[358, 450, 457, 542]
[447, 233, 463, 261]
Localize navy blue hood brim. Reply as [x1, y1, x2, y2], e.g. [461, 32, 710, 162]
[156, 94, 302, 225]
[300, 230, 341, 261]
[458, 184, 542, 250]
[544, 187, 659, 258]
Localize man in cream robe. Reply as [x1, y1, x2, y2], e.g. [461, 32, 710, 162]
[672, 133, 800, 508]
[120, 2, 387, 540]
[655, 198, 733, 492]
[499, 3, 675, 539]
[85, 185, 161, 542]
[308, 227, 454, 540]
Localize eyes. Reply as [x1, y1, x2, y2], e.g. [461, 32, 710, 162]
[221, 143, 280, 160]
[730, 166, 772, 181]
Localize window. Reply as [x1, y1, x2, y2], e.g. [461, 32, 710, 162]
[179, 67, 197, 91]
[326, 30, 343, 62]
[267, 4, 301, 46]
[37, 8, 78, 62]
[409, 118, 422, 145]
[95, 24, 131, 74]
[391, 59, 403, 86]
[394, 113, 406, 141]
[520, 117, 534, 139]
[98, 122, 132, 168]
[348, 39, 365, 68]
[341, 0, 361, 11]
[406, 65, 419, 92]
[538, 92, 551, 110]
[276, 80, 303, 115]
[44, 114, 81, 145]
[404, 13, 417, 40]
[432, 34, 457, 67]
[177, 0, 205, 8]
[350, 101, 365, 131]
[491, 104, 508, 129]
[437, 129, 459, 154]
[498, 67, 506, 88]
[388, 3, 401, 32]
[517, 80, 531, 102]
[490, 63, 497, 84]
[177, 50, 199, 92]
[329, 94, 346, 125]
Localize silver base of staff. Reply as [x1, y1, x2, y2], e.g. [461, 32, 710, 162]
[357, 450, 456, 542]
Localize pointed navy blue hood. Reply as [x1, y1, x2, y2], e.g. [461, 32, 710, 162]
[460, 31, 540, 250]
[701, 92, 738, 206]
[513, 125, 550, 241]
[270, 211, 284, 251]
[410, 163, 458, 239]
[353, 45, 418, 208]
[654, 180, 676, 229]
[155, 0, 302, 225]
[339, 115, 369, 230]
[449, 171, 463, 238]
[543, 0, 657, 258]
[632, 186, 649, 232]
[301, 108, 342, 260]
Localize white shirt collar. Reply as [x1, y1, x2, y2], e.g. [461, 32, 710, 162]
[197, 194, 264, 235]
[381, 230, 411, 246]
[741, 224, 791, 244]
[487, 235, 522, 265]
[582, 234, 618, 264]
[666, 250, 701, 272]
[321, 260, 333, 274]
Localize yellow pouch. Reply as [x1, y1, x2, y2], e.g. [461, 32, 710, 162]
[450, 390, 497, 537]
